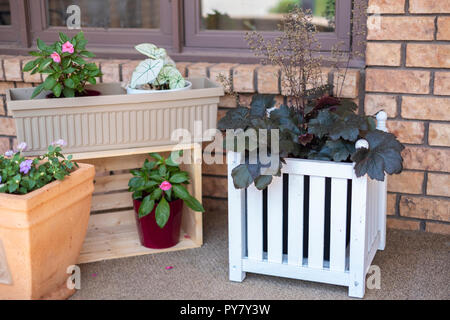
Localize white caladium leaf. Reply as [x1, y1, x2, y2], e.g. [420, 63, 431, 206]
[164, 55, 176, 66]
[135, 43, 167, 60]
[156, 65, 185, 89]
[130, 58, 164, 88]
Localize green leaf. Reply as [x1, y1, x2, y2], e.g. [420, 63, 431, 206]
[230, 164, 254, 189]
[138, 195, 155, 218]
[130, 58, 164, 89]
[72, 57, 86, 65]
[155, 197, 170, 228]
[30, 83, 45, 99]
[351, 130, 405, 181]
[128, 177, 145, 189]
[52, 83, 62, 97]
[80, 51, 95, 58]
[87, 77, 96, 85]
[62, 87, 75, 98]
[169, 173, 189, 184]
[44, 76, 56, 90]
[217, 107, 250, 130]
[149, 153, 163, 161]
[59, 32, 70, 43]
[37, 38, 49, 51]
[23, 60, 38, 72]
[250, 95, 275, 118]
[150, 188, 163, 201]
[183, 196, 205, 212]
[64, 78, 75, 88]
[324, 140, 356, 162]
[38, 58, 53, 72]
[253, 175, 273, 190]
[172, 184, 190, 200]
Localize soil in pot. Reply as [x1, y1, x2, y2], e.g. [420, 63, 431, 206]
[46, 89, 101, 99]
[133, 198, 183, 249]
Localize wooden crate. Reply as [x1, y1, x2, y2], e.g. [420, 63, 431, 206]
[73, 143, 203, 264]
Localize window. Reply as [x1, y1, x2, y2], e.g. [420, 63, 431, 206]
[0, 0, 362, 63]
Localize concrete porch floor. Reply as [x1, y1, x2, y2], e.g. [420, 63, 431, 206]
[71, 208, 450, 300]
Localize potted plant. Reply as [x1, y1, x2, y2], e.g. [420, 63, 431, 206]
[218, 8, 404, 298]
[127, 43, 192, 94]
[0, 141, 95, 299]
[128, 151, 204, 249]
[24, 31, 102, 99]
[7, 34, 223, 156]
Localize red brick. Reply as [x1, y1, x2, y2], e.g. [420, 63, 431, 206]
[428, 123, 450, 147]
[209, 63, 237, 93]
[367, 16, 435, 41]
[409, 0, 450, 13]
[333, 69, 360, 99]
[100, 60, 122, 83]
[368, 0, 405, 13]
[426, 222, 450, 235]
[0, 82, 15, 95]
[175, 62, 191, 77]
[219, 95, 237, 108]
[0, 117, 15, 135]
[434, 72, 450, 96]
[387, 171, 424, 194]
[187, 63, 213, 78]
[2, 56, 22, 81]
[402, 96, 450, 121]
[437, 17, 450, 40]
[402, 146, 450, 172]
[406, 44, 450, 68]
[257, 65, 280, 94]
[366, 42, 401, 66]
[0, 137, 9, 154]
[0, 97, 5, 116]
[400, 196, 449, 222]
[387, 193, 397, 216]
[387, 217, 421, 231]
[364, 94, 397, 117]
[121, 60, 140, 84]
[427, 173, 450, 197]
[366, 69, 430, 94]
[386, 120, 425, 144]
[233, 64, 258, 93]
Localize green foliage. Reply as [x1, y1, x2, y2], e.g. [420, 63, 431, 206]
[128, 151, 204, 228]
[0, 142, 78, 195]
[130, 43, 185, 90]
[25, 31, 102, 99]
[218, 94, 405, 189]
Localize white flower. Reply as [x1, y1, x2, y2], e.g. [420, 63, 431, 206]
[4, 150, 14, 157]
[52, 139, 67, 147]
[17, 142, 27, 152]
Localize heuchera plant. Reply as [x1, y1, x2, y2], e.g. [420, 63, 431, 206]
[128, 151, 204, 228]
[218, 7, 405, 190]
[24, 31, 102, 99]
[129, 43, 185, 90]
[0, 140, 78, 194]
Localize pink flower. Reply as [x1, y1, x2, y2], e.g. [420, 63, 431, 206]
[17, 142, 27, 152]
[159, 181, 172, 191]
[61, 41, 74, 54]
[51, 52, 61, 63]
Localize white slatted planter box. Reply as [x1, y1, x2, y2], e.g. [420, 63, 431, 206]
[227, 115, 388, 298]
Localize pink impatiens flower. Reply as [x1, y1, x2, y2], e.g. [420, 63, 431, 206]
[159, 181, 172, 191]
[51, 52, 61, 63]
[61, 41, 74, 54]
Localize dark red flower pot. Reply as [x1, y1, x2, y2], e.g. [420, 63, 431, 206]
[133, 198, 183, 249]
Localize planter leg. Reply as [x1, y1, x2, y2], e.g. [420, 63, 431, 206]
[378, 179, 387, 251]
[348, 275, 366, 299]
[227, 152, 246, 283]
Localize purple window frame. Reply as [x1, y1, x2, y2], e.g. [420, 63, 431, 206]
[184, 0, 352, 52]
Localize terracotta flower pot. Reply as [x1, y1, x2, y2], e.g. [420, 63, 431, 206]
[133, 198, 183, 249]
[0, 163, 95, 300]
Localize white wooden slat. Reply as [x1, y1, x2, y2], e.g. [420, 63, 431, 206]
[288, 174, 304, 266]
[348, 170, 368, 298]
[378, 178, 387, 250]
[284, 158, 353, 179]
[308, 176, 326, 269]
[329, 178, 348, 272]
[267, 175, 284, 264]
[227, 152, 247, 282]
[247, 184, 263, 261]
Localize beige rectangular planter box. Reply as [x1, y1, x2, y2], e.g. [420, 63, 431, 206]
[7, 78, 223, 156]
[0, 163, 95, 300]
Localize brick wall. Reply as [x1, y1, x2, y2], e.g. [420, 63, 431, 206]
[366, 0, 450, 234]
[1, 10, 448, 236]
